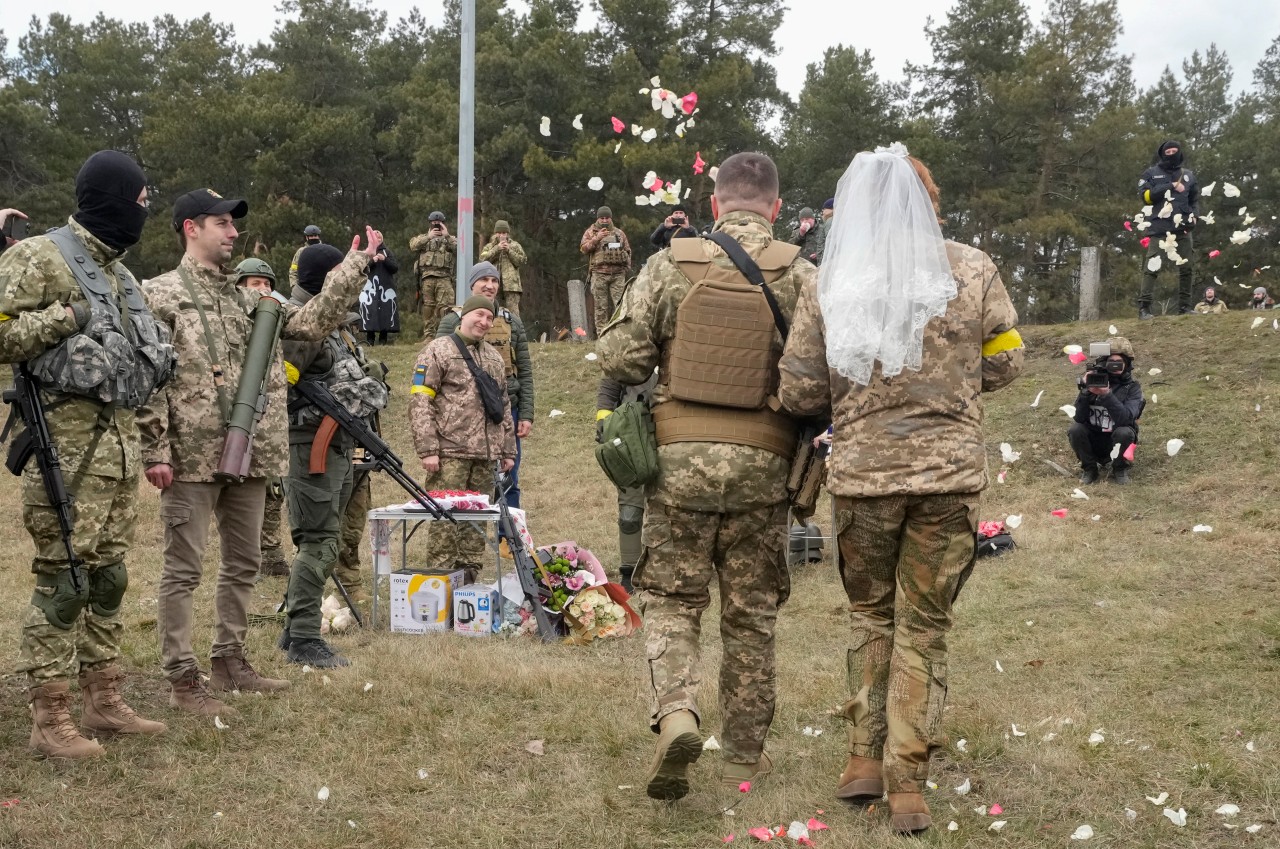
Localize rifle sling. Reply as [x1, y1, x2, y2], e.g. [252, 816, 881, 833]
[176, 267, 232, 425]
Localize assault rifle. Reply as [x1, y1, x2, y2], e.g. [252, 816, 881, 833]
[494, 465, 558, 642]
[292, 379, 452, 522]
[1, 364, 85, 591]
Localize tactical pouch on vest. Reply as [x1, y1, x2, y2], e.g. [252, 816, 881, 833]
[786, 429, 828, 518]
[593, 229, 628, 268]
[449, 334, 507, 425]
[594, 400, 659, 489]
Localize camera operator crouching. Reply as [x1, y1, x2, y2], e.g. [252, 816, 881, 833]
[1068, 337, 1145, 485]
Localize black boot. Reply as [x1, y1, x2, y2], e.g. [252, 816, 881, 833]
[619, 565, 634, 594]
[1079, 465, 1100, 485]
[1138, 307, 1154, 320]
[277, 626, 292, 651]
[1112, 465, 1132, 485]
[287, 638, 350, 668]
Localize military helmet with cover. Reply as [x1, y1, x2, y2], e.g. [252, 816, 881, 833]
[235, 258, 276, 285]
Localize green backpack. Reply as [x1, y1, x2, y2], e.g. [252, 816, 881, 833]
[594, 401, 659, 489]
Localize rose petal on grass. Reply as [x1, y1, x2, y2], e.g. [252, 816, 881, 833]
[948, 821, 959, 831]
[1071, 824, 1094, 840]
[1193, 524, 1213, 533]
[996, 660, 1005, 673]
[974, 805, 988, 816]
[1163, 807, 1187, 827]
[989, 820, 1007, 831]
[1146, 792, 1169, 805]
[807, 818, 828, 832]
[316, 786, 330, 802]
[739, 781, 751, 793]
[417, 768, 429, 780]
[525, 739, 545, 756]
[1042, 732, 1058, 741]
[746, 826, 772, 841]
[548, 409, 564, 418]
[1072, 488, 1089, 500]
[1069, 351, 1088, 364]
[348, 820, 357, 829]
[990, 804, 1004, 815]
[786, 822, 809, 841]
[703, 735, 722, 750]
[956, 738, 969, 752]
[1246, 740, 1256, 752]
[1000, 443, 1020, 463]
[1215, 804, 1240, 816]
[363, 682, 373, 692]
[1012, 723, 1026, 737]
[1051, 509, 1068, 518]
[214, 715, 229, 730]
[1005, 515, 1022, 530]
[1125, 807, 1137, 821]
[1061, 405, 1076, 418]
[954, 778, 972, 795]
[1123, 443, 1136, 462]
[1246, 824, 1263, 833]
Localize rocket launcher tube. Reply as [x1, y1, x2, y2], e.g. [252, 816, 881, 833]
[215, 296, 284, 482]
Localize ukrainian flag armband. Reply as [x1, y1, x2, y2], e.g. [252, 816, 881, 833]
[411, 364, 436, 397]
[982, 328, 1023, 358]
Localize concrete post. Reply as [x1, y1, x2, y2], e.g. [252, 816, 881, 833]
[1079, 246, 1100, 322]
[567, 279, 589, 342]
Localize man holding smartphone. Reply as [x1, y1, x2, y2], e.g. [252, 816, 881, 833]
[1, 207, 30, 256]
[650, 206, 697, 249]
[1068, 337, 1144, 485]
[409, 211, 458, 337]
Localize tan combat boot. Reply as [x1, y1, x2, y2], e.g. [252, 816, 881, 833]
[645, 710, 702, 801]
[210, 655, 291, 694]
[721, 751, 774, 788]
[888, 791, 932, 834]
[835, 755, 885, 801]
[169, 668, 238, 717]
[79, 666, 167, 736]
[29, 682, 105, 759]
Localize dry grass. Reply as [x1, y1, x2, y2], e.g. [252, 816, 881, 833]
[1, 314, 1278, 848]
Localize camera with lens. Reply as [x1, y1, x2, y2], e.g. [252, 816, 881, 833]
[1080, 341, 1125, 388]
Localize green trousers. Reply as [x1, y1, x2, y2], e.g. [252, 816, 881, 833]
[283, 443, 353, 640]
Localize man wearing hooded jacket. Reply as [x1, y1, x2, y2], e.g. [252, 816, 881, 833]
[1137, 139, 1199, 319]
[1068, 337, 1144, 485]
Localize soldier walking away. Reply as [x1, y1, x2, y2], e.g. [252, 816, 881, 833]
[580, 207, 632, 335]
[478, 220, 527, 318]
[410, 295, 516, 580]
[1137, 139, 1199, 318]
[409, 211, 458, 336]
[0, 150, 173, 757]
[778, 147, 1024, 834]
[278, 245, 390, 666]
[599, 152, 813, 800]
[139, 187, 382, 713]
[289, 224, 324, 289]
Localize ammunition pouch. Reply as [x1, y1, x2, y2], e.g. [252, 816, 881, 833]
[594, 401, 659, 490]
[651, 398, 797, 460]
[786, 428, 829, 518]
[32, 569, 90, 630]
[88, 561, 128, 618]
[288, 335, 389, 429]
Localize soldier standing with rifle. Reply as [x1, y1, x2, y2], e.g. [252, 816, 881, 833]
[139, 187, 381, 713]
[0, 150, 174, 758]
[277, 244, 389, 666]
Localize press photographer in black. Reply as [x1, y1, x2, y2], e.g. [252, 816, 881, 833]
[1068, 337, 1144, 485]
[649, 206, 697, 249]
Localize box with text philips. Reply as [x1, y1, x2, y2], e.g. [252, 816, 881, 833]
[389, 570, 467, 634]
[452, 584, 501, 637]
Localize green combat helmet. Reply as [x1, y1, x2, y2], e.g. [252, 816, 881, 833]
[235, 258, 277, 286]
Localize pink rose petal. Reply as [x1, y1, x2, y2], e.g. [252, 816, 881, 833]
[1069, 352, 1088, 364]
[1209, 250, 1221, 258]
[611, 116, 625, 134]
[693, 151, 707, 174]
[681, 92, 698, 114]
[1123, 221, 1132, 231]
[807, 818, 829, 831]
[738, 781, 752, 793]
[1123, 443, 1136, 461]
[723, 836, 734, 843]
[1140, 236, 1151, 248]
[747, 826, 773, 841]
[1051, 508, 1069, 518]
[990, 803, 1004, 815]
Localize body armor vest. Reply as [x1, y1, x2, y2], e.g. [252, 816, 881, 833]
[287, 328, 389, 428]
[592, 228, 629, 268]
[418, 237, 453, 278]
[29, 227, 175, 409]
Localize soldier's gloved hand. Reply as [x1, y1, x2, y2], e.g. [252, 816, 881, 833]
[595, 409, 611, 443]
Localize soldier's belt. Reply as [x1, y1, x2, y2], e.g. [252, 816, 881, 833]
[651, 398, 796, 459]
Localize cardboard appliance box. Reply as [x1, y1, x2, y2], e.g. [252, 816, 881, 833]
[389, 570, 467, 634]
[452, 584, 501, 637]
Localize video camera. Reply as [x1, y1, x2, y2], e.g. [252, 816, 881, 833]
[1080, 341, 1125, 388]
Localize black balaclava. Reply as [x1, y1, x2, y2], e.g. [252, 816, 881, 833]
[71, 150, 148, 252]
[296, 244, 345, 295]
[1157, 138, 1184, 171]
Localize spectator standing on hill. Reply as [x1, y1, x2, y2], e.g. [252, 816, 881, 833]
[1194, 286, 1228, 314]
[478, 221, 527, 318]
[1137, 139, 1199, 319]
[650, 206, 698, 249]
[1250, 286, 1275, 309]
[409, 211, 457, 336]
[580, 207, 632, 335]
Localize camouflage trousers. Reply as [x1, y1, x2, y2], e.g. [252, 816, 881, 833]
[421, 458, 492, 576]
[500, 290, 521, 319]
[284, 443, 353, 641]
[634, 500, 790, 764]
[17, 470, 136, 685]
[617, 483, 645, 571]
[834, 493, 978, 792]
[419, 275, 455, 337]
[334, 469, 370, 594]
[261, 476, 288, 565]
[589, 270, 628, 336]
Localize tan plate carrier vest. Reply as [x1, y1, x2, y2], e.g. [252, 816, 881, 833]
[653, 237, 801, 459]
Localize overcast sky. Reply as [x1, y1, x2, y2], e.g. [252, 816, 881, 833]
[8, 1, 1280, 96]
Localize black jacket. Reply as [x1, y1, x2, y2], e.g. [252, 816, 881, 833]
[1074, 373, 1144, 435]
[359, 248, 400, 333]
[650, 222, 698, 249]
[1138, 140, 1198, 236]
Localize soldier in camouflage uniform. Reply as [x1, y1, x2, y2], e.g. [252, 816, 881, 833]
[777, 153, 1023, 833]
[409, 211, 458, 336]
[478, 220, 527, 318]
[580, 206, 632, 335]
[139, 188, 382, 712]
[436, 262, 535, 508]
[0, 151, 170, 758]
[598, 152, 814, 800]
[288, 225, 323, 289]
[411, 296, 516, 578]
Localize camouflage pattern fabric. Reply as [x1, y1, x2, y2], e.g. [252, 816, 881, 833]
[333, 469, 370, 591]
[288, 244, 305, 289]
[0, 217, 144, 480]
[436, 308, 535, 423]
[409, 231, 457, 331]
[283, 443, 353, 640]
[261, 476, 287, 566]
[478, 235, 527, 298]
[420, 457, 493, 575]
[282, 297, 389, 433]
[418, 277, 456, 337]
[1194, 298, 1228, 314]
[589, 271, 629, 338]
[777, 240, 1024, 498]
[409, 334, 516, 462]
[138, 250, 370, 481]
[16, 470, 136, 683]
[633, 501, 790, 763]
[833, 494, 978, 792]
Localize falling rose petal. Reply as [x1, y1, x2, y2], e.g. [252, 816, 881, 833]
[1061, 404, 1076, 418]
[634, 195, 649, 206]
[1071, 824, 1095, 840]
[807, 818, 828, 832]
[1111, 443, 1122, 460]
[681, 91, 698, 114]
[317, 786, 330, 802]
[685, 116, 696, 129]
[1108, 324, 1118, 335]
[675, 124, 686, 138]
[1005, 515, 1022, 529]
[1216, 804, 1240, 816]
[703, 735, 722, 750]
[641, 128, 658, 143]
[684, 188, 692, 199]
[1146, 792, 1169, 805]
[1148, 367, 1162, 375]
[538, 116, 551, 137]
[1123, 220, 1132, 231]
[708, 165, 719, 182]
[1069, 351, 1088, 364]
[1162, 807, 1187, 827]
[611, 116, 625, 133]
[1051, 509, 1068, 518]
[1031, 389, 1044, 408]
[1192, 524, 1212, 533]
[1230, 230, 1252, 245]
[1166, 438, 1184, 456]
[1209, 249, 1221, 258]
[1202, 181, 1216, 196]
[650, 75, 661, 87]
[1123, 443, 1136, 462]
[1140, 236, 1151, 248]
[571, 113, 583, 130]
[588, 177, 604, 191]
[997, 470, 1006, 484]
[614, 141, 622, 154]
[990, 804, 1004, 815]
[631, 124, 642, 136]
[989, 821, 1007, 831]
[1202, 211, 1215, 224]
[954, 778, 972, 795]
[693, 151, 707, 175]
[660, 99, 676, 119]
[1222, 182, 1240, 198]
[1147, 256, 1162, 272]
[738, 781, 751, 793]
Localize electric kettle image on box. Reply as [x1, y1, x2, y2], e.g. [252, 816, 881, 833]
[456, 599, 476, 624]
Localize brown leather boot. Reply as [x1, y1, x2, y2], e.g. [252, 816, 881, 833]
[645, 710, 703, 801]
[169, 668, 238, 717]
[721, 751, 774, 788]
[210, 655, 291, 693]
[888, 792, 932, 834]
[836, 755, 884, 801]
[29, 682, 105, 759]
[79, 666, 167, 736]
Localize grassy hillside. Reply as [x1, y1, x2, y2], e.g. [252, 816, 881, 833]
[0, 312, 1277, 847]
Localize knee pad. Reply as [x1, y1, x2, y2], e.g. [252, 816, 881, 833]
[89, 561, 128, 618]
[32, 569, 90, 630]
[618, 503, 645, 535]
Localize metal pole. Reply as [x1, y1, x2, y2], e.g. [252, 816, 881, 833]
[456, 0, 476, 305]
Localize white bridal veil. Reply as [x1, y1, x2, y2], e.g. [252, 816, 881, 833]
[818, 143, 956, 386]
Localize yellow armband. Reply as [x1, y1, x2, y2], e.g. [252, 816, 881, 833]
[595, 409, 612, 421]
[982, 328, 1023, 357]
[284, 361, 300, 385]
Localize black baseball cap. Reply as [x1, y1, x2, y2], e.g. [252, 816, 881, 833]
[172, 189, 248, 232]
[428, 211, 446, 222]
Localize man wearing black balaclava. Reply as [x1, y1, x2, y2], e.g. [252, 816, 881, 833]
[0, 150, 172, 759]
[1137, 139, 1200, 319]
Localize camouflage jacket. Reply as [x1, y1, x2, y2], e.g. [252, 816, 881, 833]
[288, 244, 305, 289]
[137, 251, 370, 481]
[777, 241, 1024, 498]
[478, 236, 527, 293]
[0, 217, 142, 480]
[435, 307, 534, 422]
[409, 232, 458, 281]
[410, 332, 516, 461]
[579, 224, 632, 272]
[790, 221, 821, 264]
[598, 210, 814, 512]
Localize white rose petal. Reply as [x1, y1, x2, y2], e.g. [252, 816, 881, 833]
[614, 142, 622, 154]
[786, 821, 809, 841]
[948, 821, 959, 831]
[584, 352, 598, 362]
[1091, 515, 1101, 521]
[954, 778, 971, 795]
[1111, 443, 1122, 460]
[926, 780, 939, 789]
[1253, 317, 1266, 330]
[538, 116, 551, 137]
[317, 786, 330, 802]
[1202, 181, 1216, 196]
[1088, 731, 1105, 746]
[1072, 488, 1090, 500]
[417, 768, 429, 780]
[1166, 439, 1184, 456]
[363, 682, 373, 692]
[1064, 344, 1083, 355]
[1246, 824, 1263, 833]
[348, 820, 357, 828]
[974, 805, 988, 816]
[1215, 804, 1240, 816]
[1147, 256, 1162, 272]
[996, 660, 1005, 673]
[999, 443, 1020, 463]
[1222, 182, 1240, 198]
[702, 735, 721, 751]
[1148, 367, 1162, 375]
[634, 195, 650, 206]
[1231, 230, 1252, 245]
[1031, 389, 1044, 408]
[1061, 404, 1076, 418]
[640, 128, 658, 143]
[1012, 723, 1026, 737]
[1246, 740, 1256, 752]
[1108, 324, 1118, 335]
[1162, 807, 1187, 827]
[548, 409, 565, 418]
[1125, 807, 1138, 821]
[630, 124, 642, 136]
[989, 820, 1007, 831]
[587, 177, 604, 191]
[1201, 210, 1215, 224]
[1071, 824, 1095, 840]
[1146, 792, 1169, 805]
[1193, 524, 1212, 534]
[214, 715, 229, 730]
[1005, 515, 1022, 529]
[572, 113, 583, 130]
[1151, 394, 1157, 403]
[1042, 732, 1058, 742]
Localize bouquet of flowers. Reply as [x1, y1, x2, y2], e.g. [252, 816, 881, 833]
[564, 586, 636, 643]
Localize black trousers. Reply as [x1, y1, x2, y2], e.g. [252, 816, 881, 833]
[1068, 422, 1136, 469]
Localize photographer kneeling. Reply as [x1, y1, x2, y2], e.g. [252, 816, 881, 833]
[1068, 337, 1144, 485]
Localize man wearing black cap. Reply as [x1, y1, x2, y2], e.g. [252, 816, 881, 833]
[138, 188, 383, 711]
[289, 225, 324, 288]
[1137, 139, 1199, 318]
[0, 150, 173, 758]
[409, 211, 458, 337]
[580, 206, 632, 336]
[650, 206, 698, 250]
